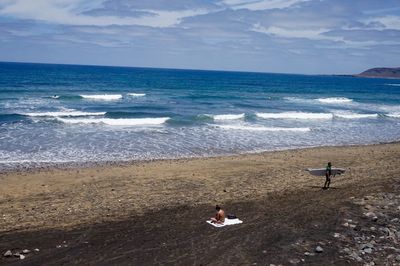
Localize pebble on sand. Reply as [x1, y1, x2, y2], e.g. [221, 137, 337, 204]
[315, 246, 324, 253]
[363, 247, 373, 254]
[289, 258, 301, 264]
[3, 250, 12, 257]
[365, 212, 378, 221]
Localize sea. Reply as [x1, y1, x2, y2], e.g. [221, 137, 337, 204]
[1, 62, 400, 171]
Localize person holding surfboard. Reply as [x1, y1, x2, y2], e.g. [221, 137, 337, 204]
[323, 162, 332, 189]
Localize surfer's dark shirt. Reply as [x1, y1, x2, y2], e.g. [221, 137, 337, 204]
[326, 165, 332, 176]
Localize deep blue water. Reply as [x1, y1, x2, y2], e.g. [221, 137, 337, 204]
[1, 62, 400, 170]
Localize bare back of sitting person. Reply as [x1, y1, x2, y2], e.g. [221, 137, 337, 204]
[211, 205, 225, 224]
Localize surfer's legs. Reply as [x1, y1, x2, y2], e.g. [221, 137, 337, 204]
[323, 174, 331, 189]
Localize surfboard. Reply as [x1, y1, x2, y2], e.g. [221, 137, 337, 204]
[307, 168, 345, 176]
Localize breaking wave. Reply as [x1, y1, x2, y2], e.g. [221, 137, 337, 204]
[211, 113, 245, 120]
[334, 113, 378, 119]
[57, 117, 170, 126]
[80, 94, 122, 100]
[316, 97, 353, 104]
[256, 112, 333, 120]
[386, 113, 400, 118]
[127, 93, 146, 97]
[217, 125, 310, 132]
[23, 111, 106, 117]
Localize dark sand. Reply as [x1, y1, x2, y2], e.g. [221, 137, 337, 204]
[1, 143, 400, 265]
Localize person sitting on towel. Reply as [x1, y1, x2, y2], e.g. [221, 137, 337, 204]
[211, 205, 225, 224]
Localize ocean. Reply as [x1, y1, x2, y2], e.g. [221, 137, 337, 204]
[1, 62, 400, 171]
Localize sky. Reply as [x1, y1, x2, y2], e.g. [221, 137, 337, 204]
[0, 0, 399, 74]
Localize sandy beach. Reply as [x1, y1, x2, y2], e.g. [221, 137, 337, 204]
[1, 143, 400, 265]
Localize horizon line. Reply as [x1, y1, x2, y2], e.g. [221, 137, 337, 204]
[0, 60, 356, 77]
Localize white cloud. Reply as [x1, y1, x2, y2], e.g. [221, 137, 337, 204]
[221, 0, 257, 5]
[0, 0, 210, 28]
[368, 15, 400, 30]
[251, 23, 400, 49]
[222, 0, 311, 11]
[251, 23, 342, 41]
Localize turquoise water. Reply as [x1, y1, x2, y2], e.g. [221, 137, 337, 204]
[1, 62, 400, 170]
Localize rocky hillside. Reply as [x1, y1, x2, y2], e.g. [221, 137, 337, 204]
[357, 67, 400, 78]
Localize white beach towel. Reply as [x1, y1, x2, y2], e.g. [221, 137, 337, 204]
[206, 218, 243, 227]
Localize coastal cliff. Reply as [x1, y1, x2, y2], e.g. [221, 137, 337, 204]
[357, 67, 400, 78]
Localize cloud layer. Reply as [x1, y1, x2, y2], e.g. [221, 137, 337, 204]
[0, 0, 399, 74]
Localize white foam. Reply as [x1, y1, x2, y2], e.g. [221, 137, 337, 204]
[127, 93, 146, 97]
[316, 97, 353, 104]
[57, 117, 170, 126]
[80, 94, 122, 100]
[213, 113, 245, 120]
[283, 97, 307, 102]
[386, 84, 400, 87]
[386, 113, 400, 118]
[334, 113, 378, 119]
[24, 111, 106, 117]
[217, 125, 310, 132]
[256, 112, 333, 120]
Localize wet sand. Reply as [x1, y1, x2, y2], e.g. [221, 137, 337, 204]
[1, 143, 400, 265]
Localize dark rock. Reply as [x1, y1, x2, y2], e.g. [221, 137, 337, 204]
[381, 227, 391, 236]
[353, 225, 361, 231]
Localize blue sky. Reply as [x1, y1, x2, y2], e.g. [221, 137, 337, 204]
[0, 0, 399, 74]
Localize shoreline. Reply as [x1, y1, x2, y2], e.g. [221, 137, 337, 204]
[2, 140, 400, 174]
[1, 142, 400, 265]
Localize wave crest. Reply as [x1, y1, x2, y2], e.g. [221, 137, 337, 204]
[317, 97, 353, 104]
[386, 113, 400, 118]
[212, 113, 245, 120]
[256, 112, 333, 120]
[334, 113, 378, 119]
[127, 93, 146, 97]
[57, 117, 170, 126]
[80, 94, 122, 100]
[217, 125, 310, 132]
[24, 111, 106, 117]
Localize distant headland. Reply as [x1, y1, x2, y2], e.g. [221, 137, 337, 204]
[356, 67, 400, 79]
